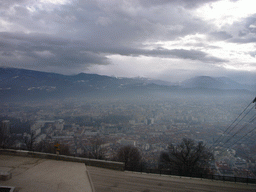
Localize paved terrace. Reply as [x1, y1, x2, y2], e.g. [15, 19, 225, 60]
[1, 150, 256, 192]
[87, 166, 256, 192]
[0, 154, 95, 192]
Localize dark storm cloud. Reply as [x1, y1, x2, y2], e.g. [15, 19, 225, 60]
[0, 32, 109, 69]
[138, 0, 220, 8]
[99, 45, 226, 62]
[159, 49, 226, 62]
[0, 1, 214, 51]
[209, 31, 233, 41]
[231, 37, 256, 44]
[228, 14, 256, 43]
[38, 0, 213, 44]
[0, 0, 29, 8]
[1, 0, 253, 75]
[172, 0, 220, 8]
[0, 31, 226, 71]
[249, 51, 256, 57]
[0, 0, 226, 70]
[183, 42, 221, 49]
[244, 15, 256, 32]
[125, 48, 227, 63]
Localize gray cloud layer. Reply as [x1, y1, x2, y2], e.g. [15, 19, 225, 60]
[0, 0, 255, 80]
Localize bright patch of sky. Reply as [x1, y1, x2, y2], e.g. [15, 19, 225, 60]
[195, 0, 256, 28]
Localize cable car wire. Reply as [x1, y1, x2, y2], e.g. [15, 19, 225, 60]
[226, 124, 256, 149]
[221, 113, 256, 147]
[210, 99, 254, 149]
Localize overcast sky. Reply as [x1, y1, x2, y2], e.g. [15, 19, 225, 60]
[0, 0, 256, 83]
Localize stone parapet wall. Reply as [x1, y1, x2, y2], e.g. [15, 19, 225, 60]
[0, 149, 124, 171]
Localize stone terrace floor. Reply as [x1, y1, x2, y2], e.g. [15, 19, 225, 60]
[87, 166, 256, 192]
[0, 154, 94, 192]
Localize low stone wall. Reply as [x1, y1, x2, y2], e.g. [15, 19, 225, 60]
[0, 149, 125, 171]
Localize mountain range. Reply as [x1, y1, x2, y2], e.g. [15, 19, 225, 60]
[0, 67, 255, 102]
[181, 76, 250, 90]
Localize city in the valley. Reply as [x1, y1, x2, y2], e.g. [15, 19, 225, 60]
[1, 94, 256, 178]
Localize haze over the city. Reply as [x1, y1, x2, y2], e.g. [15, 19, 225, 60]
[1, 1, 256, 183]
[1, 0, 256, 84]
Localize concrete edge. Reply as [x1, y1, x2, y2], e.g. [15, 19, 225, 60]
[86, 169, 96, 192]
[125, 170, 256, 186]
[0, 149, 125, 171]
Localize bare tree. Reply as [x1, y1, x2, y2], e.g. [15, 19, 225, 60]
[0, 134, 10, 148]
[24, 131, 36, 151]
[159, 138, 213, 176]
[115, 145, 141, 170]
[0, 123, 10, 148]
[83, 137, 106, 160]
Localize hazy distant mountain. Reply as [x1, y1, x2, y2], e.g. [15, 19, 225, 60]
[0, 67, 167, 101]
[181, 76, 249, 90]
[0, 68, 254, 102]
[144, 79, 174, 86]
[0, 67, 173, 92]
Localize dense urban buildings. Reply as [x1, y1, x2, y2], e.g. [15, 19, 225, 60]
[1, 94, 256, 178]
